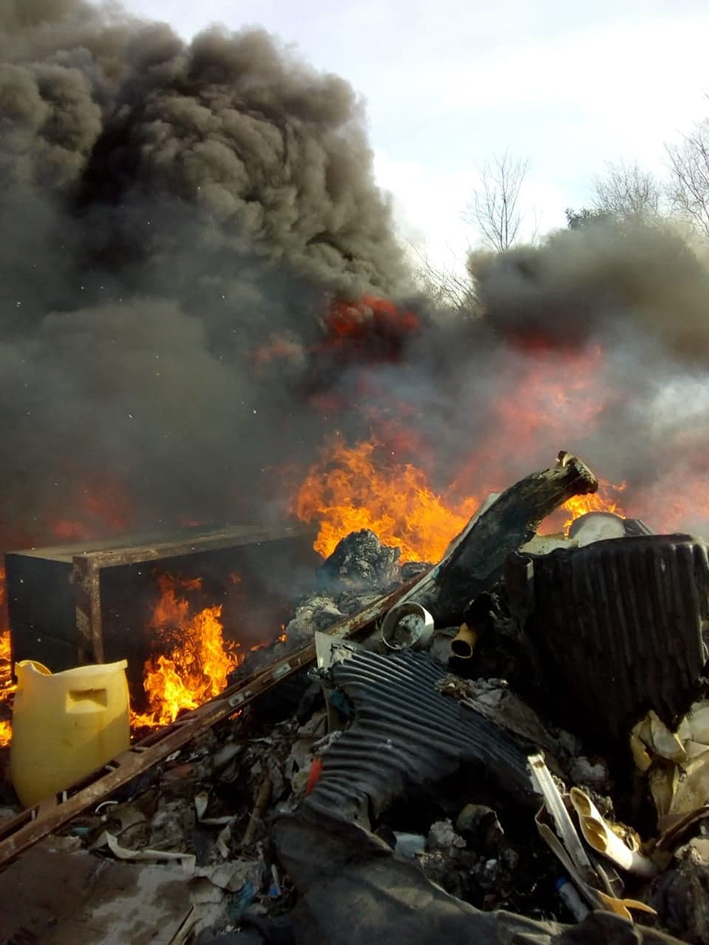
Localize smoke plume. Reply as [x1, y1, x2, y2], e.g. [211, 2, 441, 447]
[2, 0, 709, 553]
[0, 0, 407, 543]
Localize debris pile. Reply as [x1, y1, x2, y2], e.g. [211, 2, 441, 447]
[2, 452, 709, 945]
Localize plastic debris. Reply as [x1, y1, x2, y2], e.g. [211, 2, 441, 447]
[631, 702, 709, 830]
[92, 830, 196, 872]
[569, 787, 658, 877]
[393, 833, 426, 858]
[380, 602, 434, 651]
[529, 753, 656, 920]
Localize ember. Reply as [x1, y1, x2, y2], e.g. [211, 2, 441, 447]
[132, 573, 241, 729]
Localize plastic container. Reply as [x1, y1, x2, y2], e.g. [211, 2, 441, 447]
[10, 659, 130, 807]
[394, 832, 426, 858]
[381, 603, 434, 651]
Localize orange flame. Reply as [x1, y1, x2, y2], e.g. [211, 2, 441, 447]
[293, 339, 639, 563]
[295, 437, 633, 565]
[560, 481, 627, 533]
[132, 573, 240, 728]
[294, 436, 478, 563]
[0, 567, 14, 748]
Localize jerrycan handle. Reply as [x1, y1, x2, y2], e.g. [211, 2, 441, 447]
[66, 688, 108, 711]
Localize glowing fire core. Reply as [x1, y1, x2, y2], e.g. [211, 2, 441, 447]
[131, 573, 241, 729]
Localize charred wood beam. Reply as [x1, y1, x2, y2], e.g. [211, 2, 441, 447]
[406, 452, 597, 625]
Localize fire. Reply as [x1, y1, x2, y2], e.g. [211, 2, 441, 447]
[0, 567, 14, 748]
[295, 436, 632, 564]
[561, 481, 627, 533]
[0, 632, 12, 748]
[294, 436, 478, 563]
[294, 338, 635, 563]
[322, 296, 420, 358]
[303, 296, 422, 412]
[132, 573, 240, 728]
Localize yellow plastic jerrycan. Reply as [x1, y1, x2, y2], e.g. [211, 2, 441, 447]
[10, 659, 130, 807]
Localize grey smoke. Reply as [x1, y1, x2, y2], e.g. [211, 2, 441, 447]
[470, 219, 709, 362]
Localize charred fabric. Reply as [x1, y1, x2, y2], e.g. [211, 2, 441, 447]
[3, 453, 709, 945]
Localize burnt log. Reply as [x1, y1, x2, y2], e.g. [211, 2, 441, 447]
[404, 452, 597, 626]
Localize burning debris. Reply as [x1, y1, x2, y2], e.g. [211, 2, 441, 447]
[0, 574, 13, 751]
[132, 573, 240, 729]
[0, 453, 708, 945]
[3, 2, 709, 943]
[0, 635, 12, 751]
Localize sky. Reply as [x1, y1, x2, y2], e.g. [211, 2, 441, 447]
[121, 0, 709, 276]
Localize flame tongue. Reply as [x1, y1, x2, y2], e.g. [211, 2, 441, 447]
[560, 481, 628, 533]
[294, 437, 479, 564]
[0, 630, 12, 748]
[133, 574, 240, 728]
[0, 568, 13, 748]
[295, 435, 632, 564]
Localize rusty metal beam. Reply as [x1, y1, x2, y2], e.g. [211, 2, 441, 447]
[0, 579, 414, 871]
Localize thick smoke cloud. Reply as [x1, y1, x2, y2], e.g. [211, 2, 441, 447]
[0, 0, 407, 543]
[2, 0, 709, 553]
[471, 220, 709, 362]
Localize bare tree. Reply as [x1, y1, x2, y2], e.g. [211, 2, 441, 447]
[592, 160, 663, 219]
[666, 119, 709, 239]
[409, 243, 478, 314]
[467, 152, 530, 252]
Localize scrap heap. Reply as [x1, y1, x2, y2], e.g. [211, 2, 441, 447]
[1, 452, 709, 945]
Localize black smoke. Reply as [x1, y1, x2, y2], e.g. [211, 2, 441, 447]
[2, 0, 709, 551]
[0, 0, 409, 543]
